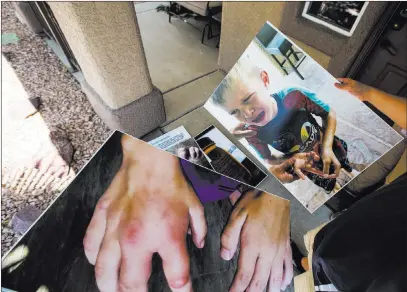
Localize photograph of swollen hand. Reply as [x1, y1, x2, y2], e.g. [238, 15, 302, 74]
[204, 21, 404, 213]
[1, 130, 292, 292]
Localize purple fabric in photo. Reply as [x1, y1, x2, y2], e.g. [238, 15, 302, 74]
[180, 159, 240, 203]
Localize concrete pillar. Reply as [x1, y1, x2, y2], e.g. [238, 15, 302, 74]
[48, 2, 165, 137]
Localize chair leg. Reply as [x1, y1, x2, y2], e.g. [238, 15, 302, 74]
[290, 47, 300, 61]
[169, 14, 171, 23]
[286, 57, 304, 80]
[271, 55, 289, 76]
[202, 24, 209, 44]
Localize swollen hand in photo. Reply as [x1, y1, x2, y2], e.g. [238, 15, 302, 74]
[268, 158, 299, 184]
[220, 190, 292, 292]
[321, 147, 341, 178]
[83, 135, 207, 292]
[292, 152, 328, 180]
[230, 122, 258, 139]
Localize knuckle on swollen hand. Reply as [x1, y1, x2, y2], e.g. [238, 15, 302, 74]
[96, 198, 110, 211]
[94, 263, 106, 280]
[118, 279, 139, 292]
[252, 278, 266, 289]
[272, 275, 283, 285]
[121, 220, 143, 245]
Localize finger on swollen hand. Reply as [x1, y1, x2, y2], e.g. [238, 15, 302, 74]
[281, 241, 294, 291]
[188, 198, 207, 249]
[246, 257, 273, 292]
[83, 175, 122, 265]
[221, 209, 247, 261]
[161, 241, 192, 292]
[94, 239, 121, 292]
[119, 237, 153, 292]
[229, 247, 258, 292]
[83, 200, 109, 265]
[267, 247, 285, 292]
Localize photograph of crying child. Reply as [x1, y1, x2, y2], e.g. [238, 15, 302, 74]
[2, 131, 292, 292]
[204, 21, 404, 213]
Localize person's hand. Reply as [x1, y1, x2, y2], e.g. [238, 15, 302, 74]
[177, 147, 204, 164]
[334, 78, 372, 102]
[83, 135, 207, 292]
[220, 189, 292, 292]
[321, 147, 341, 178]
[230, 122, 257, 139]
[268, 158, 298, 183]
[291, 152, 323, 180]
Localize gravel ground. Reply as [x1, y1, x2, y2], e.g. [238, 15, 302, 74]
[1, 2, 112, 254]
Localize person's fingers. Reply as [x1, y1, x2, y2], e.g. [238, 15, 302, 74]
[279, 157, 296, 170]
[309, 151, 320, 161]
[221, 208, 248, 261]
[161, 241, 192, 292]
[293, 166, 306, 180]
[246, 257, 273, 292]
[188, 195, 207, 249]
[334, 78, 351, 88]
[322, 159, 331, 176]
[83, 201, 110, 265]
[333, 158, 341, 178]
[93, 190, 124, 292]
[281, 173, 296, 183]
[83, 174, 123, 265]
[119, 218, 153, 292]
[229, 245, 258, 292]
[94, 238, 121, 292]
[267, 247, 285, 292]
[281, 241, 293, 291]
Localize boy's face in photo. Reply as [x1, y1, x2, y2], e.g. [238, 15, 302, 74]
[222, 70, 278, 127]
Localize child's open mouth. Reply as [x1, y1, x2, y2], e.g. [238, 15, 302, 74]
[252, 111, 265, 124]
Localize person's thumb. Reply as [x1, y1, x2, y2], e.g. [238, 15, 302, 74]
[188, 197, 207, 249]
[334, 78, 349, 89]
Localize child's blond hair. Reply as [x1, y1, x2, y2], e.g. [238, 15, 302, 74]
[212, 54, 261, 106]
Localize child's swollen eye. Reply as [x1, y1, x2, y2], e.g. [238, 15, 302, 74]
[243, 93, 254, 104]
